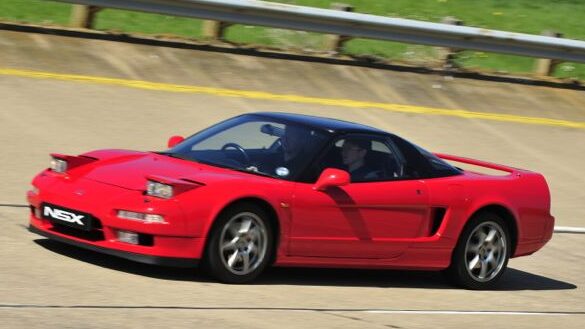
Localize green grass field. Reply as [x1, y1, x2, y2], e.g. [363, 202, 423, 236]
[1, 0, 584, 80]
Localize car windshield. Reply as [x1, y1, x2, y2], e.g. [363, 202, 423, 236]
[164, 115, 330, 180]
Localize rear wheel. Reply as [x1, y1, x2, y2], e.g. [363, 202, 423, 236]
[204, 203, 273, 283]
[446, 212, 511, 290]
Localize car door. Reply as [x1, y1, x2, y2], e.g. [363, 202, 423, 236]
[287, 135, 431, 259]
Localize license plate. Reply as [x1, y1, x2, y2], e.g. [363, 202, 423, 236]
[41, 203, 93, 231]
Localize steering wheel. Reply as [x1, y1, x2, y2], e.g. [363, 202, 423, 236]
[221, 143, 251, 165]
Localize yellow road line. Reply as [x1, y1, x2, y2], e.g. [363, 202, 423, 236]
[2, 67, 584, 129]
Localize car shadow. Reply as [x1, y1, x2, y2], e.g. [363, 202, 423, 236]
[259, 267, 577, 291]
[34, 239, 576, 291]
[34, 239, 207, 282]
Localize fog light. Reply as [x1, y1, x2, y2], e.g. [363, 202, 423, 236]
[117, 210, 166, 224]
[117, 230, 139, 245]
[144, 214, 165, 223]
[117, 210, 143, 221]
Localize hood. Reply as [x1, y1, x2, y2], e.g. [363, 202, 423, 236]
[76, 152, 243, 190]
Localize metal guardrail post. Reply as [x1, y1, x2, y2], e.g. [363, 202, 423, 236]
[438, 17, 464, 69]
[70, 4, 101, 28]
[535, 31, 563, 76]
[325, 3, 354, 53]
[202, 20, 232, 40]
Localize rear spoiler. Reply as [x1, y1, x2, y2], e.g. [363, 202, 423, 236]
[435, 153, 524, 175]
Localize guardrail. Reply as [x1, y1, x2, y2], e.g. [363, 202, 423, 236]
[56, 0, 585, 75]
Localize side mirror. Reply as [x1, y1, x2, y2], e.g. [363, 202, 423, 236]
[313, 168, 350, 191]
[167, 135, 185, 148]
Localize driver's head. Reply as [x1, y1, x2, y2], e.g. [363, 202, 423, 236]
[282, 125, 307, 159]
[342, 137, 370, 167]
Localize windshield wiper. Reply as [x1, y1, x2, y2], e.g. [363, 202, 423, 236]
[156, 152, 276, 178]
[229, 166, 276, 178]
[154, 152, 194, 161]
[196, 160, 276, 178]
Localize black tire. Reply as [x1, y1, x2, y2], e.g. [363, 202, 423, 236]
[445, 212, 511, 290]
[203, 203, 274, 284]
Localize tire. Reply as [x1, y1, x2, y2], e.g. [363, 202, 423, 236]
[203, 203, 274, 284]
[445, 212, 511, 290]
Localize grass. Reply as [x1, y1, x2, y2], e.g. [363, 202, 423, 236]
[1, 0, 584, 80]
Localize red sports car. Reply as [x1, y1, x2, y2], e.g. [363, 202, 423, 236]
[27, 112, 554, 289]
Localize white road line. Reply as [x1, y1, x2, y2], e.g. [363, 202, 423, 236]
[554, 226, 585, 234]
[362, 310, 574, 316]
[0, 304, 580, 316]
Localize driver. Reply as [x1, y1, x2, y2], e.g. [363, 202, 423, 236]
[341, 137, 378, 181]
[273, 124, 311, 177]
[283, 125, 306, 162]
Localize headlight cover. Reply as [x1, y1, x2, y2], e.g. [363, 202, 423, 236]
[146, 180, 173, 199]
[50, 157, 68, 173]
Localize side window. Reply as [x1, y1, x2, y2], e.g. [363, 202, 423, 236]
[318, 135, 403, 183]
[389, 135, 437, 179]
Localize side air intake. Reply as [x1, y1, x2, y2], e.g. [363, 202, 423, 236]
[430, 207, 447, 236]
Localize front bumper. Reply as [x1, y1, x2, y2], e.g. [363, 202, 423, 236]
[27, 173, 206, 265]
[29, 224, 199, 267]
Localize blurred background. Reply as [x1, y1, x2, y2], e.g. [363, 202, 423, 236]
[1, 1, 584, 328]
[1, 0, 584, 81]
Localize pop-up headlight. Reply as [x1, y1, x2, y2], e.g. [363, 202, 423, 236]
[144, 175, 204, 199]
[48, 153, 97, 174]
[146, 180, 173, 199]
[50, 157, 68, 173]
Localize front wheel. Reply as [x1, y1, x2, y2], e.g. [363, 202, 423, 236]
[446, 213, 511, 290]
[204, 203, 274, 284]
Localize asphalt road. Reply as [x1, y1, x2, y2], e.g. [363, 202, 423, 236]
[1, 27, 584, 328]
